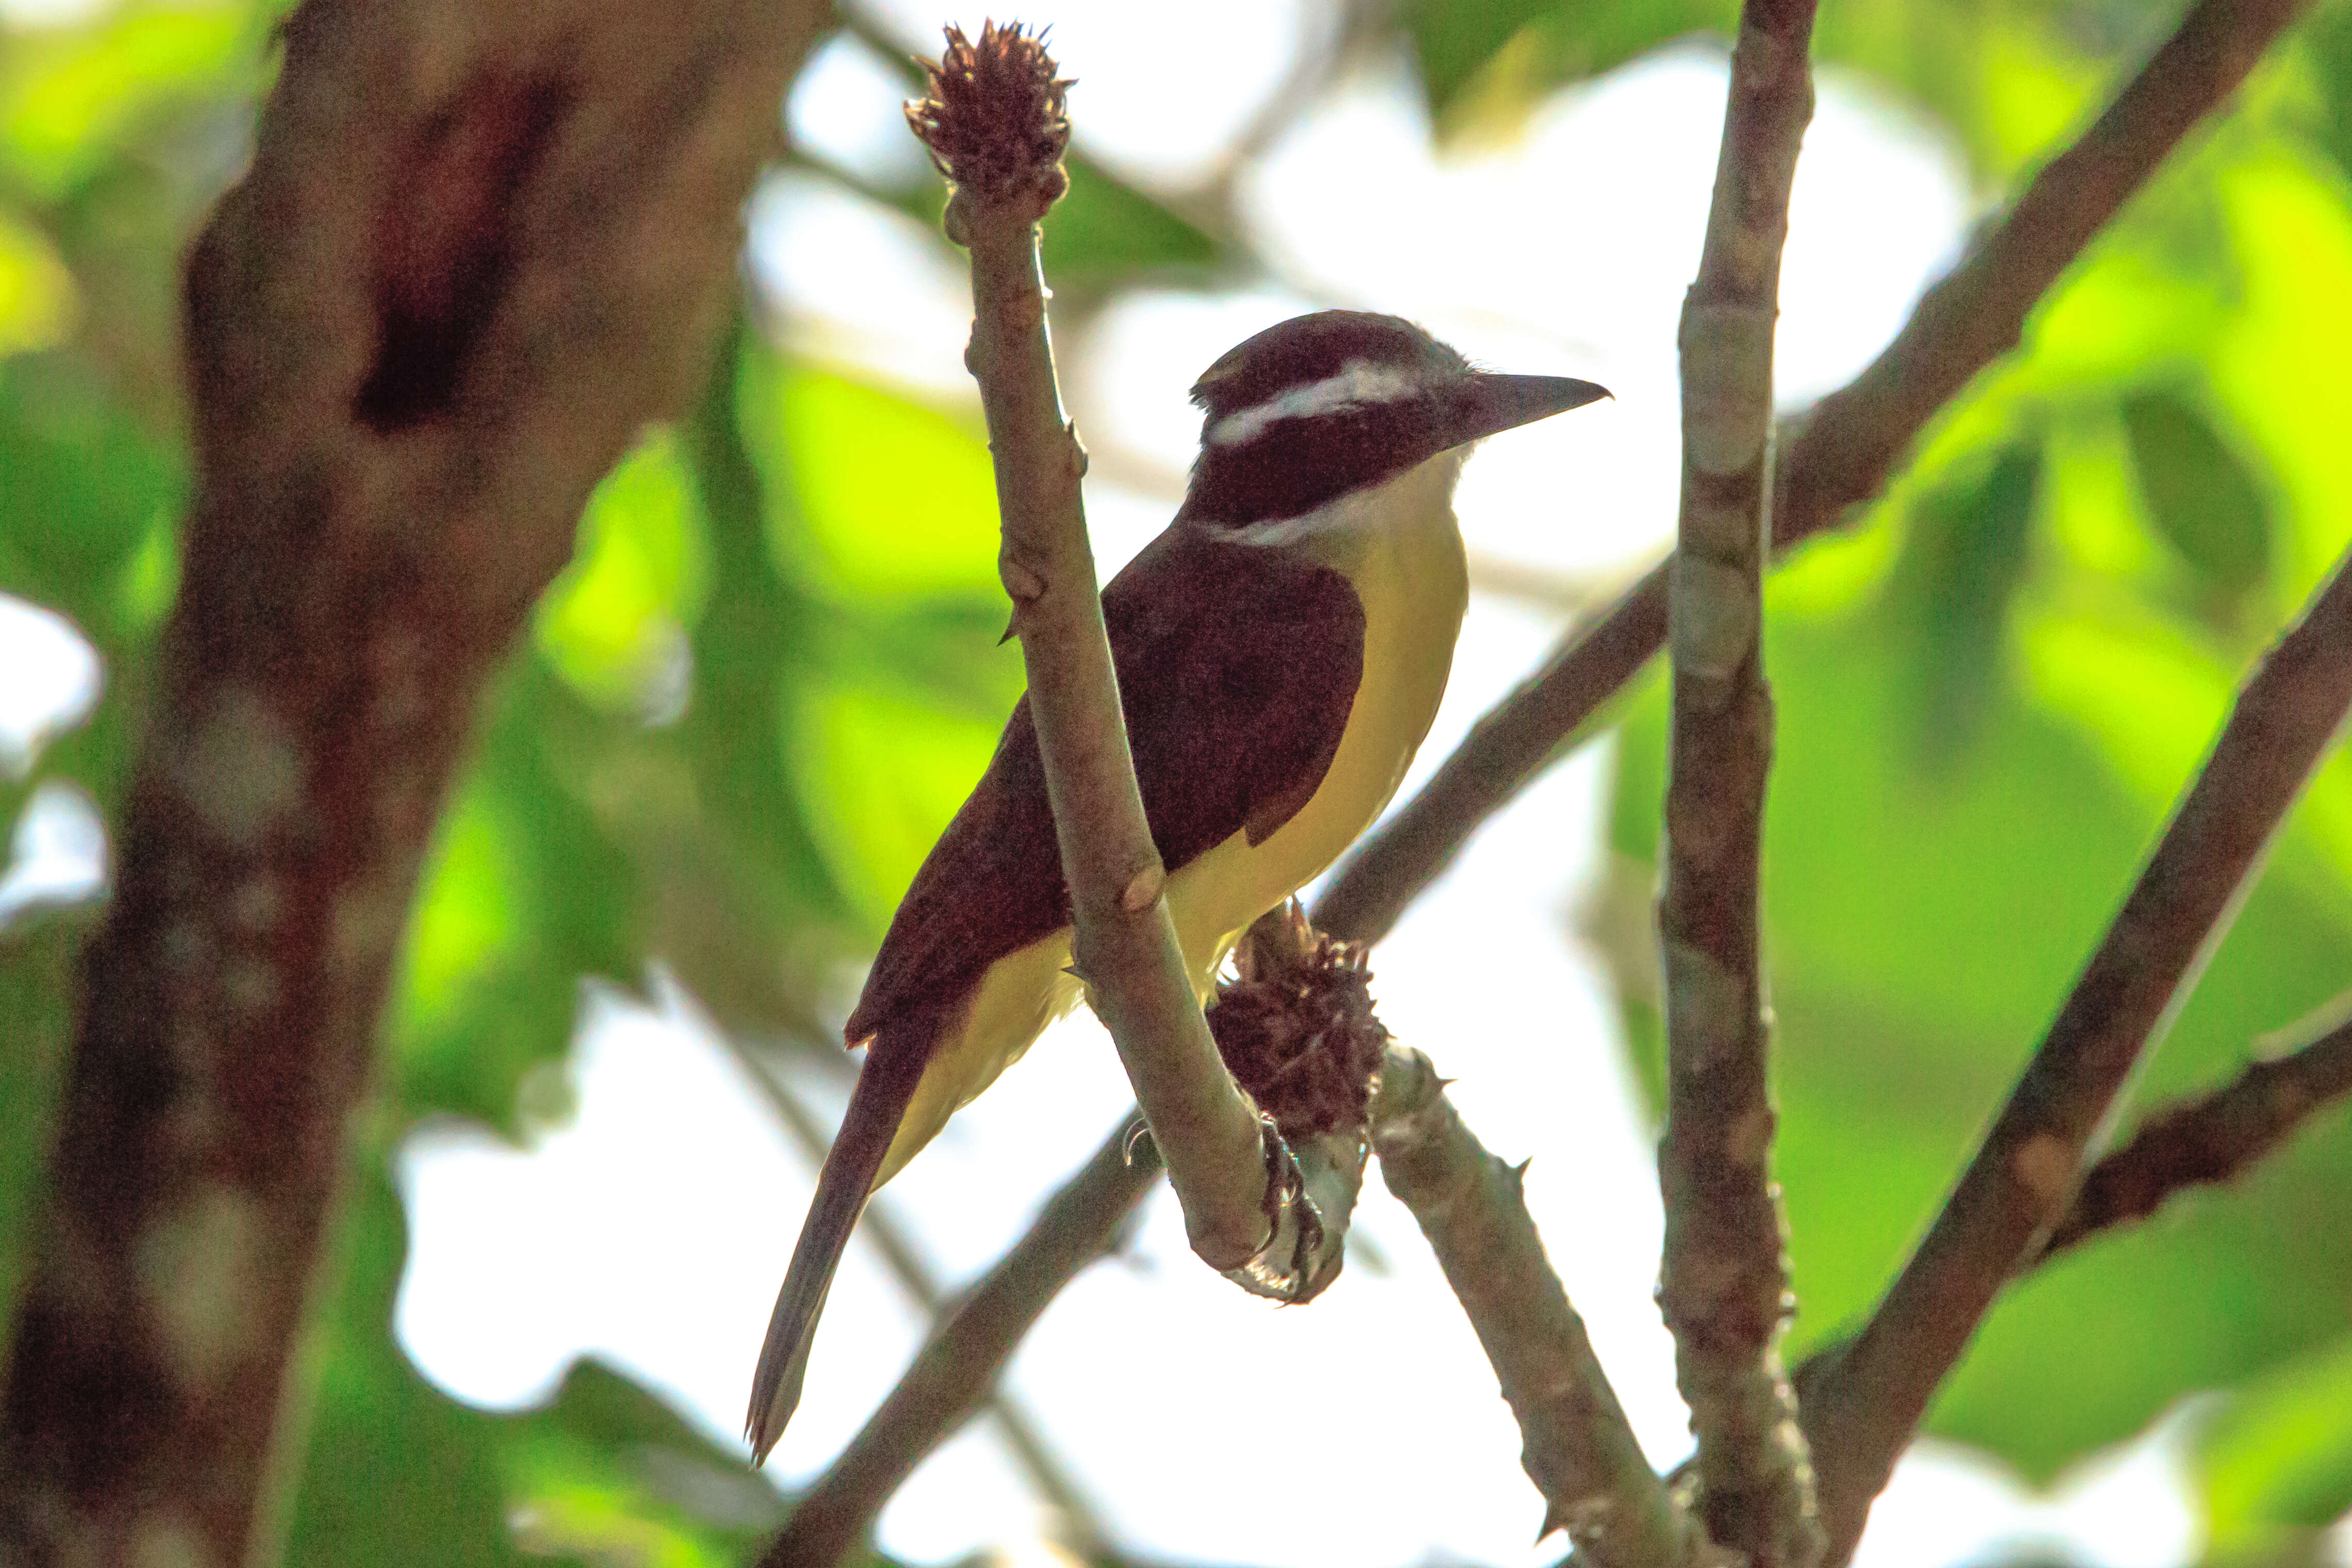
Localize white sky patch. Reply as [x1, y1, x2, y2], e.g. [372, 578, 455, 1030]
[745, 171, 976, 404]
[0, 0, 112, 28]
[1205, 358, 1422, 447]
[786, 29, 934, 190]
[0, 593, 99, 775]
[1071, 288, 1321, 487]
[1235, 43, 1971, 585]
[0, 780, 105, 928]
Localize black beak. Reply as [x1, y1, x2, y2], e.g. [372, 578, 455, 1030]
[1447, 372, 1611, 446]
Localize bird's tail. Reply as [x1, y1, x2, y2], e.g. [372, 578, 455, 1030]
[745, 1028, 930, 1464]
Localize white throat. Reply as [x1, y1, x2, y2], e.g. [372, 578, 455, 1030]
[1219, 447, 1471, 554]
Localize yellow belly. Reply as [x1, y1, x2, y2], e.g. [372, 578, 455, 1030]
[876, 458, 1470, 1185]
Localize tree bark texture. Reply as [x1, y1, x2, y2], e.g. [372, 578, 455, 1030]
[0, 1, 829, 1561]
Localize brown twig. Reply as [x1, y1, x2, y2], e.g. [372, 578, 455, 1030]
[0, 2, 830, 1559]
[909, 22, 1282, 1275]
[1801, 549, 2352, 1561]
[2039, 1000, 2352, 1258]
[1788, 994, 2352, 1418]
[1653, 2, 1821, 1563]
[720, 1033, 1110, 1550]
[1372, 1044, 1722, 1568]
[758, 1120, 1162, 1568]
[1312, 0, 2316, 948]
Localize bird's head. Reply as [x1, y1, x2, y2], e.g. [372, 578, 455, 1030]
[1178, 310, 1609, 528]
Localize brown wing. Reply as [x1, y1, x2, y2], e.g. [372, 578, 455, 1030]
[846, 524, 1364, 1045]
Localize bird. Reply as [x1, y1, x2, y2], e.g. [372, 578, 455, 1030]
[746, 309, 1608, 1460]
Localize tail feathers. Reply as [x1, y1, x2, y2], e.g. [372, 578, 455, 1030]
[745, 1030, 929, 1463]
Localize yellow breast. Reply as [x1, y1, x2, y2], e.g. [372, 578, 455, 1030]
[1161, 451, 1470, 962]
[878, 454, 1470, 1184]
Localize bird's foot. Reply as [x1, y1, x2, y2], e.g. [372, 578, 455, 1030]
[1257, 1112, 1325, 1302]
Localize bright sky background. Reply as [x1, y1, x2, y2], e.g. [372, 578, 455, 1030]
[0, 0, 2315, 1563]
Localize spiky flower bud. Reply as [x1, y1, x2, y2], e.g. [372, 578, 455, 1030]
[1208, 902, 1390, 1142]
[904, 21, 1071, 224]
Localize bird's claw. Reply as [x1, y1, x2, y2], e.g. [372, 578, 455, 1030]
[1257, 1113, 1325, 1302]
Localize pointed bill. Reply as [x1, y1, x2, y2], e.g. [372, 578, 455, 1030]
[1447, 373, 1612, 446]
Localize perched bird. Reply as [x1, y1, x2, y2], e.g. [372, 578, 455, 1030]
[747, 310, 1607, 1459]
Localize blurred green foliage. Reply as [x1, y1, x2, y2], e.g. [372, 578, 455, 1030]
[5, 0, 2352, 1560]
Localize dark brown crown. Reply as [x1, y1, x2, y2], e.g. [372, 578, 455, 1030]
[1179, 311, 1472, 527]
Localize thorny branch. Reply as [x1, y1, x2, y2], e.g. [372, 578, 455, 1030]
[908, 21, 1288, 1278]
[1654, 0, 1822, 1561]
[1802, 546, 2352, 1562]
[1312, 0, 2320, 948]
[1372, 1045, 1719, 1568]
[758, 1120, 1161, 1568]
[0, 0, 831, 1559]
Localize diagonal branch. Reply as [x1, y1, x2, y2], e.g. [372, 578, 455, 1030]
[1654, 1, 1821, 1563]
[1789, 993, 2352, 1423]
[1801, 547, 2352, 1562]
[2038, 998, 2352, 1259]
[0, 1, 831, 1559]
[910, 22, 1282, 1277]
[1312, 0, 2317, 948]
[757, 1119, 1161, 1568]
[1372, 1044, 1720, 1568]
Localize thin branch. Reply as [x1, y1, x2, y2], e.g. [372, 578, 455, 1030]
[1371, 1044, 1722, 1568]
[1654, 1, 1821, 1562]
[758, 1120, 1162, 1568]
[908, 23, 1281, 1273]
[1313, 0, 2316, 947]
[1788, 994, 2352, 1407]
[2039, 999, 2352, 1258]
[0, 2, 831, 1559]
[1801, 548, 2352, 1562]
[720, 1033, 1110, 1550]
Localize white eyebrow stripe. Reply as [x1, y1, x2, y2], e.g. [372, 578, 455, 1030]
[1205, 359, 1420, 447]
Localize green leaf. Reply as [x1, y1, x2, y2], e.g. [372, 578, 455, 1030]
[731, 352, 1026, 939]
[386, 658, 640, 1132]
[2200, 1332, 2352, 1555]
[1406, 0, 1731, 132]
[0, 209, 77, 355]
[0, 351, 186, 655]
[0, 910, 86, 1356]
[1042, 154, 1219, 283]
[769, 365, 1003, 602]
[0, 2, 258, 198]
[2121, 388, 2275, 596]
[792, 674, 1004, 936]
[535, 430, 708, 716]
[1404, 0, 1550, 119]
[1890, 439, 2043, 765]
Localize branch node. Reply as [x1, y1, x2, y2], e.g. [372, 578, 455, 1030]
[999, 553, 1046, 603]
[1120, 862, 1165, 914]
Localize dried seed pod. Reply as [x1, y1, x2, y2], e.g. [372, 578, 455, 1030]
[904, 21, 1071, 221]
[1208, 901, 1388, 1143]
